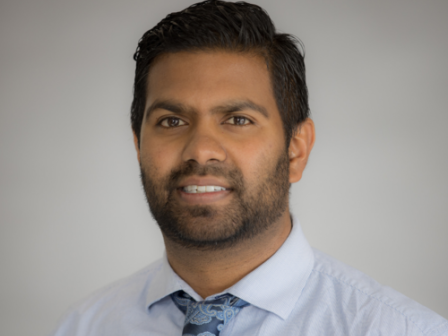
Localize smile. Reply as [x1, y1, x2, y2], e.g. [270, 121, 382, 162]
[182, 185, 228, 193]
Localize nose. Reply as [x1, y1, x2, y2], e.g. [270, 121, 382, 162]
[181, 122, 227, 165]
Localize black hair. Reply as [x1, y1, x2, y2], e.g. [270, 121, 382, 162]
[131, 0, 309, 146]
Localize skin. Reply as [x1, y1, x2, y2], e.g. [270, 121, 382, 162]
[134, 50, 315, 299]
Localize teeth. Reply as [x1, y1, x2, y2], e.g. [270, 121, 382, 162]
[182, 185, 227, 193]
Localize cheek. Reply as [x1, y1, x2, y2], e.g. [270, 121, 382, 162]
[230, 136, 280, 178]
[140, 138, 178, 176]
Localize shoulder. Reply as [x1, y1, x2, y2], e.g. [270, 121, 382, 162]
[298, 248, 448, 336]
[50, 259, 163, 336]
[71, 259, 162, 314]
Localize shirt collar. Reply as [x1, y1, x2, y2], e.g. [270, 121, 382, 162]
[145, 252, 204, 309]
[227, 217, 314, 320]
[145, 253, 179, 309]
[146, 217, 314, 320]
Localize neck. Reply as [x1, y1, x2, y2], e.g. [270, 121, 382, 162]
[164, 211, 292, 299]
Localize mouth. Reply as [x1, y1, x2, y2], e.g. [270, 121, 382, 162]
[176, 184, 232, 205]
[181, 185, 229, 193]
[175, 176, 234, 205]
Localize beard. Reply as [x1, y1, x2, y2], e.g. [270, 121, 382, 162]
[140, 150, 290, 251]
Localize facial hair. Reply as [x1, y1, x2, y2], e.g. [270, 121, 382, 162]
[140, 151, 290, 251]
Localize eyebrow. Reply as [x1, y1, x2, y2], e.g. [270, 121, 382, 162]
[145, 100, 192, 117]
[211, 100, 269, 118]
[145, 99, 269, 119]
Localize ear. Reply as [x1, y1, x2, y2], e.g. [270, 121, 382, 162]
[133, 131, 141, 164]
[288, 118, 315, 183]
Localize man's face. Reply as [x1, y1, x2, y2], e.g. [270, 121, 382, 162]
[137, 51, 291, 249]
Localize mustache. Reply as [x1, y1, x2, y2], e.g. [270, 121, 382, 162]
[165, 161, 244, 192]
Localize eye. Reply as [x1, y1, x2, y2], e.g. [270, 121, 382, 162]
[225, 116, 252, 126]
[159, 117, 186, 128]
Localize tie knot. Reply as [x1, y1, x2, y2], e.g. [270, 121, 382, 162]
[171, 291, 249, 336]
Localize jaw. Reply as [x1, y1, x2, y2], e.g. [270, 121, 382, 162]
[162, 207, 292, 299]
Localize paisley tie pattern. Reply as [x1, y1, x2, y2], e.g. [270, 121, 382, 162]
[171, 291, 249, 336]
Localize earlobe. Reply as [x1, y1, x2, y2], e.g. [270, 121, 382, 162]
[133, 132, 141, 163]
[288, 118, 315, 183]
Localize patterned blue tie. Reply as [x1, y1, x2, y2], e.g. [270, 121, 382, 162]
[171, 291, 249, 336]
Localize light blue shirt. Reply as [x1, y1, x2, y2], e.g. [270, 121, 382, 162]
[51, 220, 448, 335]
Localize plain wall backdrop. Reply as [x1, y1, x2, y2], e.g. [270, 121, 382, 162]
[1, 0, 447, 335]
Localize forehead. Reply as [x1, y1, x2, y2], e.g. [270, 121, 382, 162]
[145, 50, 278, 115]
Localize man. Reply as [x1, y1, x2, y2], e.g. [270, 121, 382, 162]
[52, 1, 448, 335]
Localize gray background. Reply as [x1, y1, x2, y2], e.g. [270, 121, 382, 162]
[1, 0, 447, 335]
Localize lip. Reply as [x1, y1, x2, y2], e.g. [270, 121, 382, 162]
[178, 176, 231, 189]
[176, 176, 233, 205]
[177, 189, 232, 205]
